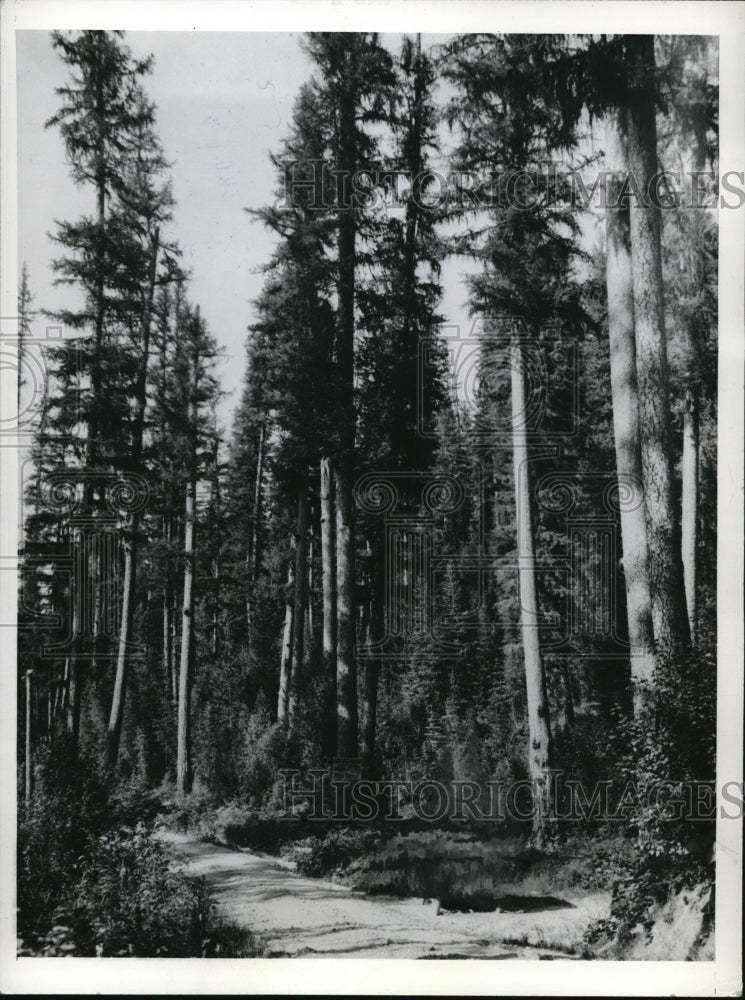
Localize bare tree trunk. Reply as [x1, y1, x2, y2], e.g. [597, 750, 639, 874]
[681, 382, 699, 640]
[106, 538, 136, 766]
[335, 462, 357, 760]
[61, 657, 70, 721]
[360, 547, 382, 770]
[625, 36, 690, 653]
[277, 564, 294, 723]
[333, 77, 358, 762]
[46, 679, 53, 738]
[163, 521, 173, 700]
[320, 457, 337, 728]
[511, 335, 553, 843]
[605, 115, 657, 714]
[247, 424, 265, 645]
[680, 137, 706, 644]
[66, 530, 84, 747]
[170, 597, 179, 708]
[288, 491, 309, 725]
[176, 321, 199, 798]
[176, 475, 195, 796]
[307, 524, 316, 645]
[210, 433, 221, 659]
[25, 670, 33, 803]
[107, 229, 159, 769]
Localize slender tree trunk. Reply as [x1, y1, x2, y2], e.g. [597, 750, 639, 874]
[624, 36, 690, 653]
[210, 434, 221, 659]
[106, 539, 136, 765]
[163, 584, 172, 698]
[511, 335, 553, 843]
[681, 384, 699, 640]
[681, 138, 706, 644]
[335, 462, 357, 759]
[360, 546, 382, 770]
[170, 602, 179, 708]
[176, 475, 195, 796]
[66, 530, 84, 746]
[247, 424, 265, 645]
[61, 657, 70, 721]
[162, 514, 171, 698]
[605, 116, 657, 714]
[24, 670, 33, 803]
[50, 668, 61, 727]
[288, 491, 309, 724]
[176, 326, 199, 798]
[320, 457, 337, 734]
[560, 660, 576, 727]
[46, 680, 53, 738]
[277, 564, 294, 723]
[107, 230, 159, 769]
[306, 524, 316, 645]
[334, 75, 358, 762]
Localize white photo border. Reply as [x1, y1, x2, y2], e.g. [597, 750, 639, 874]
[1, 1, 742, 995]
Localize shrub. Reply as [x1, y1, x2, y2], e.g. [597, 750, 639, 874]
[583, 640, 716, 957]
[18, 746, 256, 957]
[69, 824, 214, 956]
[289, 826, 383, 879]
[18, 740, 109, 939]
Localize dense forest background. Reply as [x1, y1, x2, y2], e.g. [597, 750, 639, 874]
[16, 30, 719, 959]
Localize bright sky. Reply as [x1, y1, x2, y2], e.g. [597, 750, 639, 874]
[16, 30, 478, 438]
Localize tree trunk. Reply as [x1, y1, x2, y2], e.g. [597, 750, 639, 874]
[277, 564, 294, 723]
[306, 524, 316, 647]
[681, 136, 706, 644]
[162, 516, 173, 703]
[624, 36, 690, 653]
[681, 379, 699, 640]
[84, 47, 108, 716]
[320, 457, 337, 733]
[60, 657, 70, 721]
[360, 547, 382, 770]
[333, 74, 358, 762]
[288, 491, 309, 724]
[176, 475, 195, 796]
[106, 538, 136, 766]
[605, 115, 657, 714]
[24, 670, 33, 803]
[176, 324, 199, 798]
[247, 424, 265, 645]
[107, 229, 159, 769]
[163, 586, 172, 696]
[66, 530, 84, 747]
[210, 434, 221, 659]
[61, 35, 108, 756]
[511, 335, 553, 843]
[335, 461, 357, 760]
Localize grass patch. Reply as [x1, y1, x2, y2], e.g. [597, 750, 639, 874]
[341, 828, 631, 902]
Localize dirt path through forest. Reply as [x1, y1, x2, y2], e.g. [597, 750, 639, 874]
[160, 831, 609, 959]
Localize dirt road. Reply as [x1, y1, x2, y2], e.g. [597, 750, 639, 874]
[160, 831, 609, 959]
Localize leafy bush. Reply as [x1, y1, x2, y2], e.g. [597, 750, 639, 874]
[288, 826, 383, 878]
[18, 740, 109, 938]
[583, 641, 716, 956]
[18, 746, 257, 957]
[19, 820, 258, 957]
[69, 824, 217, 956]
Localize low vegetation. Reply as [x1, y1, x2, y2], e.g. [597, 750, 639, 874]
[17, 745, 258, 958]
